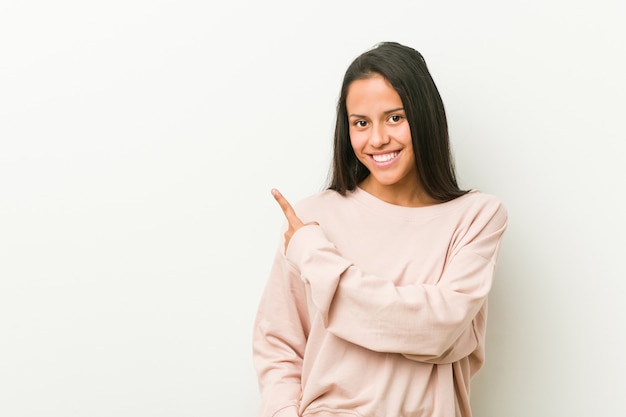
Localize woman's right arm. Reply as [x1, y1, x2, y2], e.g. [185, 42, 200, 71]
[253, 246, 309, 417]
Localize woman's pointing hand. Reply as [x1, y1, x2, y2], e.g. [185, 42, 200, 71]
[271, 188, 319, 253]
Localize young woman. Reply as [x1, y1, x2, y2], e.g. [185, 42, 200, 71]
[253, 42, 508, 417]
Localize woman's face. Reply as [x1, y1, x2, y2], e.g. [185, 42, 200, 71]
[346, 75, 419, 199]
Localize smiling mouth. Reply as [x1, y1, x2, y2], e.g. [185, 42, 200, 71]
[371, 151, 400, 163]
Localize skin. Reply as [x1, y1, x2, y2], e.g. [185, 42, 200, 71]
[273, 74, 437, 251]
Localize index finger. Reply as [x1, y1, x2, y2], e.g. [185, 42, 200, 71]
[271, 188, 299, 224]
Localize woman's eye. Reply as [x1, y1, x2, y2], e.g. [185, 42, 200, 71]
[355, 120, 368, 128]
[389, 115, 403, 123]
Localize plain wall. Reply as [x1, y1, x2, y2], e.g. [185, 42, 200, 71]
[1, 0, 625, 416]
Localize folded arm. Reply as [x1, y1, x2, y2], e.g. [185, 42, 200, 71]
[284, 203, 507, 364]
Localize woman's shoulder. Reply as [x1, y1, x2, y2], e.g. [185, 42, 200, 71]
[460, 189, 505, 210]
[465, 189, 506, 210]
[456, 189, 508, 227]
[292, 189, 345, 211]
[286, 189, 348, 224]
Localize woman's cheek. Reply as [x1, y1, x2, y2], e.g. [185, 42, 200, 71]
[349, 131, 367, 151]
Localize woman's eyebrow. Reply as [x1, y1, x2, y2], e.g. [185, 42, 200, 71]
[383, 107, 405, 114]
[348, 107, 405, 118]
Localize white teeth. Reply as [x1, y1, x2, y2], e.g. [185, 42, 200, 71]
[372, 151, 399, 162]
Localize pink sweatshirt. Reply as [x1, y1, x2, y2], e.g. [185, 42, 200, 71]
[253, 187, 507, 417]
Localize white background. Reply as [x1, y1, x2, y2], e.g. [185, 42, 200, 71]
[1, 1, 625, 416]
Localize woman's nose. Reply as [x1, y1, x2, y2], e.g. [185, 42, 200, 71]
[369, 124, 390, 148]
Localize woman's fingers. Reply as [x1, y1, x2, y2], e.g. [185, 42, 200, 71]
[271, 188, 303, 228]
[272, 188, 320, 253]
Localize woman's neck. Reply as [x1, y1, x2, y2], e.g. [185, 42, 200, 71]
[359, 176, 439, 207]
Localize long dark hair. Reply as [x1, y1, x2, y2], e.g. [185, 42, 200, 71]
[328, 42, 467, 202]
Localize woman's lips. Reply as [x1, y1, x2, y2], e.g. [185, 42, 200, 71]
[370, 151, 400, 165]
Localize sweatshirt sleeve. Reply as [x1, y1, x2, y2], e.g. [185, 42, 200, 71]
[284, 202, 507, 364]
[253, 245, 309, 417]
